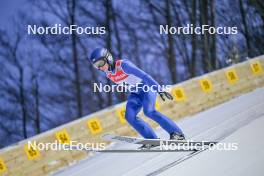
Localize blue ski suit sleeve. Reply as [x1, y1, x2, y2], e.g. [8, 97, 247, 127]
[121, 59, 161, 91]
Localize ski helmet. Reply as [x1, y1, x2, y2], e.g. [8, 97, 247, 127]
[89, 48, 114, 70]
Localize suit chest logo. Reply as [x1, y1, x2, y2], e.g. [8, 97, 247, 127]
[107, 69, 129, 83]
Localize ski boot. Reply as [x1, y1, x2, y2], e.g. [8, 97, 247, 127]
[170, 132, 186, 140]
[138, 143, 156, 150]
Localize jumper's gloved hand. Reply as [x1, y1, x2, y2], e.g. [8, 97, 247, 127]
[158, 91, 173, 101]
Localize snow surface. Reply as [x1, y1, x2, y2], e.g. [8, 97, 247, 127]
[53, 88, 264, 176]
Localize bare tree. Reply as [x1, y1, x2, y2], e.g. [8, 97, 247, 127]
[200, 0, 211, 72]
[191, 0, 198, 76]
[67, 0, 83, 118]
[239, 0, 252, 57]
[0, 29, 28, 138]
[210, 0, 218, 69]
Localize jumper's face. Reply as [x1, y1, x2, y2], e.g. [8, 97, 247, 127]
[99, 63, 109, 72]
[93, 59, 109, 72]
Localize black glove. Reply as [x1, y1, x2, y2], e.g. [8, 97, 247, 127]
[158, 91, 173, 101]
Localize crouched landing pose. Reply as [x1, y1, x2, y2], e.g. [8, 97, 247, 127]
[89, 48, 185, 144]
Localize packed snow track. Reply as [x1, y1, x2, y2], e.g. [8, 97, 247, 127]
[53, 88, 264, 176]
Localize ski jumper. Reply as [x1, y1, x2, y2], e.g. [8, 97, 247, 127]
[106, 59, 183, 139]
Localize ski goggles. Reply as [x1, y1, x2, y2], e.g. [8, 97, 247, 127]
[93, 59, 107, 69]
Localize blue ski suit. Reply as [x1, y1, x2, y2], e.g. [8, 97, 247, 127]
[106, 59, 183, 139]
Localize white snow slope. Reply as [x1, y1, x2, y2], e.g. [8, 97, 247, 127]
[53, 88, 264, 176]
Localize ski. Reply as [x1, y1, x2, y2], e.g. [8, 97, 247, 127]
[102, 133, 217, 151]
[57, 144, 195, 152]
[57, 134, 217, 153]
